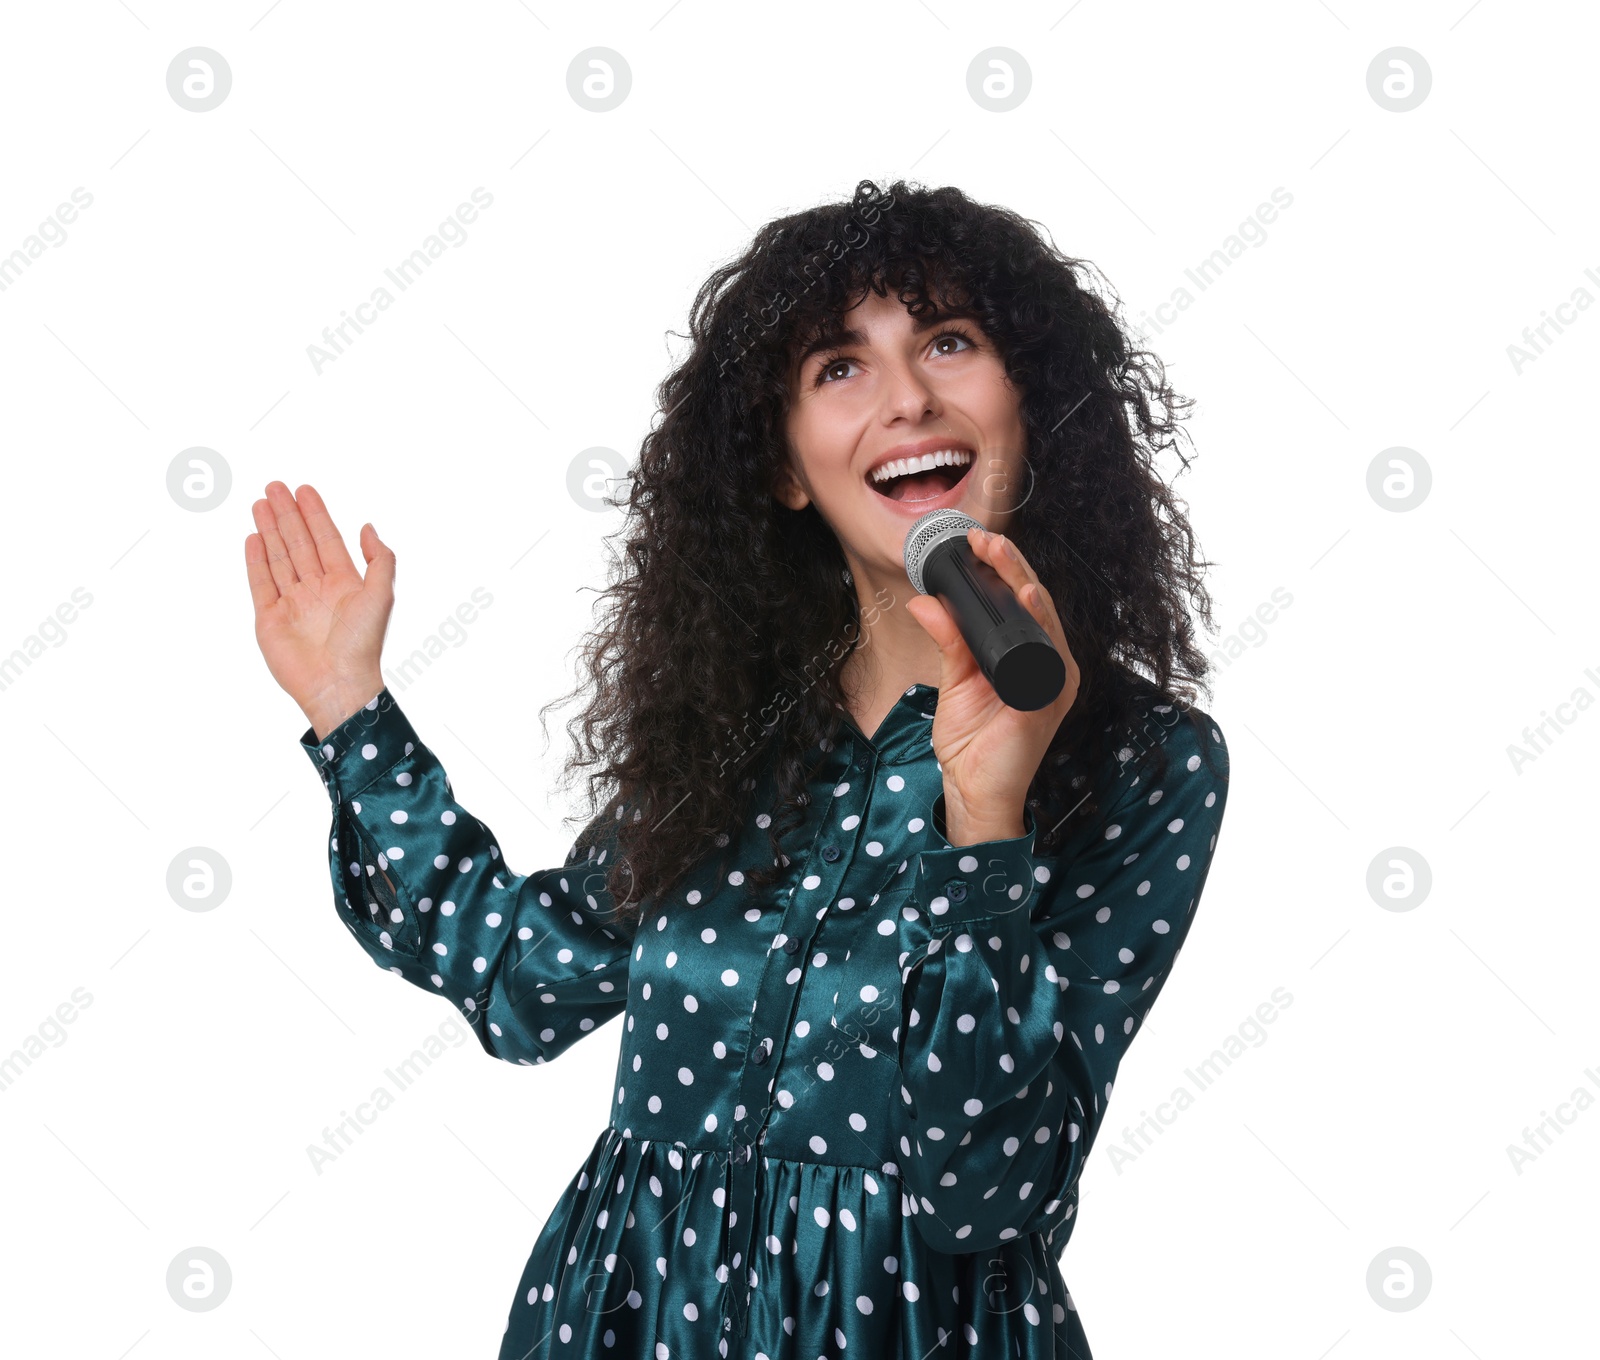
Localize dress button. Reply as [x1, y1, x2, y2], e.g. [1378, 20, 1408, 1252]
[735, 1141, 751, 1164]
[821, 845, 840, 862]
[947, 880, 969, 903]
[752, 1040, 769, 1065]
[782, 936, 802, 954]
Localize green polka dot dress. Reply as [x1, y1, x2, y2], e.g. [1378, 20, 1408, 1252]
[301, 683, 1229, 1358]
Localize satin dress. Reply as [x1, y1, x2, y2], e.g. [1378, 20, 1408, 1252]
[300, 682, 1229, 1358]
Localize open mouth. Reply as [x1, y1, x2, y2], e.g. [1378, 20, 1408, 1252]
[866, 448, 975, 503]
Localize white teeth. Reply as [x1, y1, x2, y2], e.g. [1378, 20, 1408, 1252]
[869, 449, 973, 485]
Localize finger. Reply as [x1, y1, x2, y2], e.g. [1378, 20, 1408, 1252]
[982, 528, 1061, 624]
[968, 524, 1038, 598]
[252, 495, 300, 593]
[906, 594, 958, 653]
[1022, 581, 1059, 627]
[244, 532, 281, 613]
[971, 527, 1068, 643]
[1019, 577, 1069, 657]
[293, 483, 358, 578]
[906, 594, 978, 676]
[360, 522, 395, 597]
[1017, 580, 1078, 698]
[264, 480, 326, 585]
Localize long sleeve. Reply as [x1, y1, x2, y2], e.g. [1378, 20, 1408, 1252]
[299, 687, 636, 1067]
[889, 709, 1229, 1252]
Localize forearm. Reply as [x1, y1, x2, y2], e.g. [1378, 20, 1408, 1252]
[894, 910, 1081, 1250]
[300, 686, 634, 1065]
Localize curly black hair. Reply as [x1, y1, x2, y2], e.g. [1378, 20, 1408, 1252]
[540, 178, 1222, 929]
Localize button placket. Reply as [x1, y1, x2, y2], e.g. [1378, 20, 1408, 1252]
[720, 750, 867, 1342]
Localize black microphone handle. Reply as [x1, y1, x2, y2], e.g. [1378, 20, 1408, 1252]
[921, 538, 1066, 712]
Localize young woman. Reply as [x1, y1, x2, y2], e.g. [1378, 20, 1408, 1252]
[246, 179, 1230, 1359]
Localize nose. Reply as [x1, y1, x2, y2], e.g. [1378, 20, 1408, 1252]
[877, 362, 940, 425]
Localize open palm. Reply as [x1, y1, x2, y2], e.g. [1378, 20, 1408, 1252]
[244, 481, 393, 733]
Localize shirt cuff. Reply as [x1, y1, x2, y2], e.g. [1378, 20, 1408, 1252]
[298, 687, 421, 802]
[916, 796, 1040, 929]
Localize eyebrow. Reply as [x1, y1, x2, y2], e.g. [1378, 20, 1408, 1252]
[792, 307, 983, 373]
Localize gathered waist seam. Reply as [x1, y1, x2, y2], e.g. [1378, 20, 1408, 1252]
[603, 1125, 901, 1177]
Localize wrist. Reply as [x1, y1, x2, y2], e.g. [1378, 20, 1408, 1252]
[946, 815, 1028, 847]
[303, 676, 385, 743]
[937, 789, 1028, 847]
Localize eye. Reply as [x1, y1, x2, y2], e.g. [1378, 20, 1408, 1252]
[810, 326, 978, 389]
[816, 354, 857, 386]
[931, 327, 976, 356]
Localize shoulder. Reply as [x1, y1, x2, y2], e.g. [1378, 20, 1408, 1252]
[1112, 694, 1229, 817]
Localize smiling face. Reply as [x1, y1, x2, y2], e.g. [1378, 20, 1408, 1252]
[775, 288, 1029, 598]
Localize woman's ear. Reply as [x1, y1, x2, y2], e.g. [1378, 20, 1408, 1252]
[771, 464, 810, 511]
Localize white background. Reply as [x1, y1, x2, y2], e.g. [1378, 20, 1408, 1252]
[2, 1, 1595, 1356]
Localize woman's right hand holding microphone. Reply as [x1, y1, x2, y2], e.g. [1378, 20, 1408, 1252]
[245, 481, 395, 742]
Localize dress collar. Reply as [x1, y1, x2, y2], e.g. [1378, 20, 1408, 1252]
[832, 682, 939, 766]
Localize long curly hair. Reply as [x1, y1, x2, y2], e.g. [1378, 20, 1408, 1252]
[539, 178, 1221, 929]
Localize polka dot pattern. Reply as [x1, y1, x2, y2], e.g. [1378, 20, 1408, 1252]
[300, 685, 1228, 1357]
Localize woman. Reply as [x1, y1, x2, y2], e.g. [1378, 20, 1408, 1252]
[246, 178, 1230, 1359]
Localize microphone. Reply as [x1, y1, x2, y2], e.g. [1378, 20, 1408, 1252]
[903, 507, 1066, 711]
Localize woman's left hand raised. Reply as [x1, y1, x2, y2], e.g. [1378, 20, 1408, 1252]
[904, 525, 1080, 845]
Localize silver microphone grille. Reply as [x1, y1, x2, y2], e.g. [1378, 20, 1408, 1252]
[903, 507, 983, 595]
